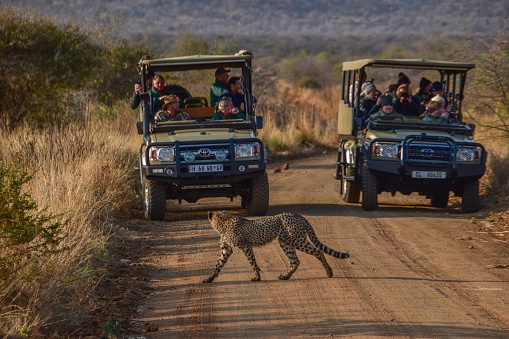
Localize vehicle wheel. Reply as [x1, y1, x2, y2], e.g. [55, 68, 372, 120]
[246, 172, 269, 216]
[341, 167, 361, 203]
[143, 178, 167, 220]
[361, 163, 378, 211]
[461, 179, 480, 213]
[430, 191, 449, 208]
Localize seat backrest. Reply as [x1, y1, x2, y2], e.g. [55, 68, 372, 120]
[185, 97, 209, 108]
[185, 106, 216, 119]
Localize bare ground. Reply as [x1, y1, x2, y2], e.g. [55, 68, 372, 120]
[74, 151, 509, 338]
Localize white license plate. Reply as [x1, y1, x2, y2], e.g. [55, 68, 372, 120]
[189, 164, 223, 173]
[411, 171, 446, 179]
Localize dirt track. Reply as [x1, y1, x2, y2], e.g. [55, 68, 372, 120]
[127, 152, 509, 338]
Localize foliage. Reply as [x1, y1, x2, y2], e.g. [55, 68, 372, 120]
[95, 41, 152, 104]
[279, 51, 341, 86]
[458, 21, 509, 140]
[103, 317, 122, 337]
[298, 76, 321, 89]
[0, 7, 102, 131]
[174, 32, 209, 56]
[0, 158, 64, 279]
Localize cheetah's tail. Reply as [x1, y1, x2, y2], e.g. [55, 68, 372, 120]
[318, 243, 351, 259]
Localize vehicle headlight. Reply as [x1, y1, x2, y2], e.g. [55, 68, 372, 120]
[149, 146, 175, 162]
[371, 142, 400, 161]
[457, 146, 482, 165]
[235, 143, 261, 160]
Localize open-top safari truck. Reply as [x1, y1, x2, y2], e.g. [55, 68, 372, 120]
[136, 51, 268, 220]
[335, 59, 487, 212]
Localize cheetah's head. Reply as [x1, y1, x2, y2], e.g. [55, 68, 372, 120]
[208, 211, 235, 232]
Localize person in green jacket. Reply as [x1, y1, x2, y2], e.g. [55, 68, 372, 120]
[210, 67, 230, 107]
[211, 97, 246, 120]
[149, 75, 166, 113]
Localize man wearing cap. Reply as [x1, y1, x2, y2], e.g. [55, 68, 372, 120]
[210, 67, 230, 107]
[154, 94, 191, 122]
[365, 95, 404, 124]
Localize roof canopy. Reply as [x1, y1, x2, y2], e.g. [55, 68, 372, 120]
[342, 59, 475, 72]
[138, 51, 254, 73]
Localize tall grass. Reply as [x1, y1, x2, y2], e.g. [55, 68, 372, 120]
[1, 78, 507, 335]
[257, 82, 340, 156]
[0, 102, 139, 335]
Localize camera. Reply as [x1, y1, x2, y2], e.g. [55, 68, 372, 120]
[400, 92, 409, 99]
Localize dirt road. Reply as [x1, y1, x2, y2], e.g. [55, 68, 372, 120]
[127, 152, 509, 338]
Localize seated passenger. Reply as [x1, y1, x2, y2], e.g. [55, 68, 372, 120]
[365, 95, 404, 124]
[393, 84, 421, 116]
[422, 95, 450, 124]
[211, 97, 246, 120]
[154, 94, 191, 122]
[227, 76, 246, 110]
[396, 72, 411, 87]
[210, 67, 230, 107]
[358, 81, 378, 116]
[413, 77, 432, 114]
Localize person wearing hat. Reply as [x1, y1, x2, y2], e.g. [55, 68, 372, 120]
[422, 95, 450, 124]
[130, 69, 155, 110]
[393, 84, 421, 116]
[429, 81, 448, 107]
[358, 81, 378, 116]
[365, 95, 404, 124]
[396, 72, 411, 87]
[210, 67, 231, 107]
[154, 94, 191, 122]
[413, 77, 432, 114]
[211, 97, 246, 120]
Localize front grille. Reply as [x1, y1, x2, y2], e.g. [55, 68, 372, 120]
[178, 143, 231, 164]
[405, 141, 454, 165]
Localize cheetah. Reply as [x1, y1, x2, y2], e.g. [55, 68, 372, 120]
[202, 211, 350, 283]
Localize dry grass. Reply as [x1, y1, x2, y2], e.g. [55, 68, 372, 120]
[1, 78, 506, 335]
[0, 103, 140, 335]
[257, 81, 340, 156]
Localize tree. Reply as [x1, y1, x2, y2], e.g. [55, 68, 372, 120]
[0, 7, 101, 131]
[458, 21, 509, 140]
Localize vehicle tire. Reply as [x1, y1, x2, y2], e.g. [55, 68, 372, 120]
[143, 178, 167, 220]
[246, 172, 269, 216]
[430, 191, 449, 208]
[361, 163, 378, 211]
[341, 167, 361, 203]
[461, 179, 480, 213]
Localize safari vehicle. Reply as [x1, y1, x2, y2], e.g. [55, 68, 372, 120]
[136, 51, 268, 220]
[335, 59, 487, 212]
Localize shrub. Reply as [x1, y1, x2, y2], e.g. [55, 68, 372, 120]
[298, 76, 322, 89]
[0, 7, 102, 131]
[0, 158, 64, 280]
[458, 21, 509, 140]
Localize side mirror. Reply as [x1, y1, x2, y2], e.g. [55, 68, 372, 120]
[255, 116, 263, 129]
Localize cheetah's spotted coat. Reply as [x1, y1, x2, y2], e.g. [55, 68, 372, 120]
[203, 211, 350, 282]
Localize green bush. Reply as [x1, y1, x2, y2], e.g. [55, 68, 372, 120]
[298, 76, 322, 89]
[0, 7, 102, 131]
[0, 158, 64, 280]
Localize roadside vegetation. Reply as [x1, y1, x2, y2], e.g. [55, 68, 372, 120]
[0, 6, 508, 337]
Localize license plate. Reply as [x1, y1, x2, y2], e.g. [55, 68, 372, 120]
[411, 171, 446, 179]
[189, 164, 223, 173]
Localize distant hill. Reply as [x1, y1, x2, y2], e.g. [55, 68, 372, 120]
[2, 0, 508, 56]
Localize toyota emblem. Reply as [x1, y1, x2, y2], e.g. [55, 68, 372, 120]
[421, 148, 434, 157]
[197, 148, 212, 157]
